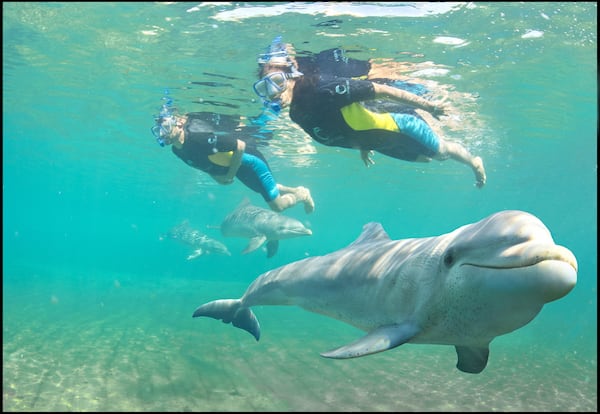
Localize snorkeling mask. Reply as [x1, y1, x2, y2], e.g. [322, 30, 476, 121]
[253, 71, 303, 114]
[253, 71, 302, 100]
[151, 91, 177, 147]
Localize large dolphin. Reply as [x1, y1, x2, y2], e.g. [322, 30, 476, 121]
[162, 220, 231, 260]
[220, 199, 312, 258]
[193, 210, 577, 373]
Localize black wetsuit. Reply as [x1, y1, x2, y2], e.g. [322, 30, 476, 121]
[172, 112, 280, 201]
[289, 77, 439, 162]
[255, 48, 437, 160]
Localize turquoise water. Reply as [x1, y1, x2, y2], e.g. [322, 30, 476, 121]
[2, 2, 597, 411]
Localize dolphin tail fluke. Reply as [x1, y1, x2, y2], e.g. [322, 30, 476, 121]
[192, 299, 260, 341]
[320, 322, 419, 359]
[455, 345, 489, 374]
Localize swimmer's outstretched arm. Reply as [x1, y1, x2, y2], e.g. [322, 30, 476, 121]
[372, 83, 447, 118]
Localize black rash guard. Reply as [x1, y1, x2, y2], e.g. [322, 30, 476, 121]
[290, 77, 377, 149]
[171, 112, 279, 200]
[172, 112, 248, 175]
[289, 77, 437, 162]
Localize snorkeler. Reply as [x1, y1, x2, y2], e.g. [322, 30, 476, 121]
[151, 95, 315, 213]
[251, 37, 486, 188]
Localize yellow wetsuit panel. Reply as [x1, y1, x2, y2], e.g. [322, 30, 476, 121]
[340, 102, 399, 132]
[208, 151, 234, 167]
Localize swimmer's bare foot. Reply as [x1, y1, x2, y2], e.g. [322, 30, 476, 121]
[297, 186, 315, 214]
[473, 156, 486, 188]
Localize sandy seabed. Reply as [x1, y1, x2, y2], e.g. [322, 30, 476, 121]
[3, 314, 597, 411]
[3, 275, 597, 412]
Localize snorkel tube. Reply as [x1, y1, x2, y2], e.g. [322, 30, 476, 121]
[257, 35, 288, 65]
[152, 89, 176, 147]
[262, 99, 282, 114]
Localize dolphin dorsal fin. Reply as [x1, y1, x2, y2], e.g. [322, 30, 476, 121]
[347, 222, 391, 248]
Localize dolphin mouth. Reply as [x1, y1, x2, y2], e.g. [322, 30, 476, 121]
[463, 244, 578, 272]
[291, 229, 312, 236]
[465, 258, 576, 271]
[462, 246, 578, 303]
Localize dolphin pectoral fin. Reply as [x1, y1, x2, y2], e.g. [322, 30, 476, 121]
[455, 345, 490, 374]
[193, 299, 261, 341]
[266, 240, 279, 258]
[243, 235, 267, 254]
[320, 323, 419, 359]
[187, 249, 203, 260]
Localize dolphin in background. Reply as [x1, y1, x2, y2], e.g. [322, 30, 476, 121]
[220, 199, 312, 258]
[193, 210, 577, 374]
[162, 220, 231, 260]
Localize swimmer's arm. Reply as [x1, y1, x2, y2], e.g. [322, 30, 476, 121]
[372, 83, 447, 118]
[212, 139, 246, 184]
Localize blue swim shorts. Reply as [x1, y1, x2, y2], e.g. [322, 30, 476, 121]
[390, 113, 440, 156]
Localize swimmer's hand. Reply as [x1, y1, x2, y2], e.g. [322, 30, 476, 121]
[361, 150, 375, 167]
[429, 97, 449, 119]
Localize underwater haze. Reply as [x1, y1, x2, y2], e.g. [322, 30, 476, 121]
[3, 2, 597, 412]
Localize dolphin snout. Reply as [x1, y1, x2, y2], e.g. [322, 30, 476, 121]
[289, 227, 312, 236]
[533, 244, 577, 303]
[539, 259, 577, 303]
[557, 245, 578, 273]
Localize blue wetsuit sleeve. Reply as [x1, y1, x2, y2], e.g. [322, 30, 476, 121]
[239, 152, 280, 201]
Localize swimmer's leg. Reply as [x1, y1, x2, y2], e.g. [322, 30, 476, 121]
[392, 113, 486, 188]
[435, 140, 486, 188]
[270, 185, 315, 214]
[241, 153, 314, 212]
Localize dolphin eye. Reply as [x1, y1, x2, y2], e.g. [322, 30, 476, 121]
[444, 250, 455, 267]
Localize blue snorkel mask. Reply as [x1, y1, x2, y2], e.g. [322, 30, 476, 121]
[253, 71, 303, 114]
[151, 90, 177, 147]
